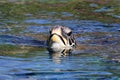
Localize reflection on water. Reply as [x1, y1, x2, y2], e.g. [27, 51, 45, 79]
[0, 50, 119, 80]
[49, 52, 71, 64]
[49, 52, 64, 64]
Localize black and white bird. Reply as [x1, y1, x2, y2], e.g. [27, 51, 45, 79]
[47, 25, 76, 53]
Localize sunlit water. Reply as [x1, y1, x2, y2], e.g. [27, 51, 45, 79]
[0, 9, 120, 79]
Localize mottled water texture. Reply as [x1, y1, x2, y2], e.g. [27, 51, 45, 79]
[0, 16, 120, 79]
[0, 0, 120, 80]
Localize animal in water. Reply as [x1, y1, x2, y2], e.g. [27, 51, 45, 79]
[47, 25, 76, 54]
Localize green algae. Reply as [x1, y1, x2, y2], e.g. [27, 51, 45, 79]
[0, 0, 119, 23]
[0, 44, 46, 54]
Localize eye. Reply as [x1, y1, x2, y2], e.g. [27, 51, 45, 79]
[67, 31, 72, 36]
[49, 30, 51, 34]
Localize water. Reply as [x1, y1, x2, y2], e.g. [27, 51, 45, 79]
[0, 9, 120, 80]
[0, 51, 120, 80]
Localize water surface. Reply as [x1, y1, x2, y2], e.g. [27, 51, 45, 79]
[0, 10, 120, 80]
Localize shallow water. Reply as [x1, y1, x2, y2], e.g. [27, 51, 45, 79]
[0, 9, 120, 80]
[0, 51, 120, 80]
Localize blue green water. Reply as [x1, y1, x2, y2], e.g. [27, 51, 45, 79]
[0, 5, 120, 79]
[0, 50, 120, 80]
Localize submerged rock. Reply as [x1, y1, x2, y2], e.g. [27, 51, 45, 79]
[89, 3, 98, 8]
[94, 6, 114, 12]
